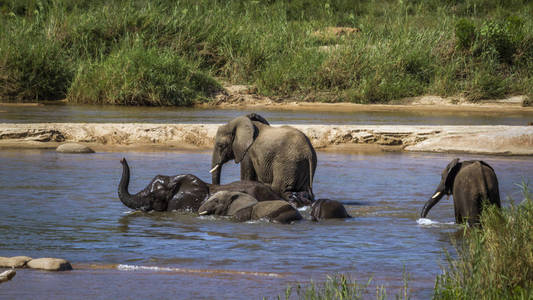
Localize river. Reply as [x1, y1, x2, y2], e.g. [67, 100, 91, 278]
[1, 104, 533, 125]
[0, 148, 531, 299]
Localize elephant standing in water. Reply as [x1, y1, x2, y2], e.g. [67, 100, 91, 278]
[310, 199, 351, 221]
[421, 158, 501, 225]
[118, 158, 279, 212]
[210, 113, 317, 206]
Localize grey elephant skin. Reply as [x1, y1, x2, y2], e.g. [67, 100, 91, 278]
[118, 158, 280, 212]
[421, 159, 501, 225]
[210, 113, 317, 205]
[310, 199, 351, 221]
[198, 191, 302, 224]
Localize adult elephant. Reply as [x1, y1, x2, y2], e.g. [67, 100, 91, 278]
[210, 113, 317, 205]
[118, 158, 280, 212]
[420, 159, 501, 225]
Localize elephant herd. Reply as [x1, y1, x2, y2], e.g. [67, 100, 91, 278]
[118, 113, 501, 225]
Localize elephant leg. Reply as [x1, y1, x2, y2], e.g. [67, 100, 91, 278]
[240, 154, 257, 181]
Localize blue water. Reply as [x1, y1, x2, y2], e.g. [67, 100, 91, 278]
[0, 149, 531, 299]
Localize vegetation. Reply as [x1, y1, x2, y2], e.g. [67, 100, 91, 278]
[434, 182, 533, 299]
[1, 0, 533, 105]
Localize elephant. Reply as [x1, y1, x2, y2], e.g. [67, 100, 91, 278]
[310, 199, 351, 221]
[118, 158, 281, 212]
[210, 113, 317, 206]
[198, 191, 302, 224]
[420, 158, 501, 225]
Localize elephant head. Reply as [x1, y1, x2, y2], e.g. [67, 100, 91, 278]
[210, 116, 258, 185]
[310, 199, 351, 221]
[421, 158, 461, 218]
[198, 191, 258, 217]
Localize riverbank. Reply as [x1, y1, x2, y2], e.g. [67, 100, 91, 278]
[1, 123, 532, 155]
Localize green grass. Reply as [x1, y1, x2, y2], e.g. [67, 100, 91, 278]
[434, 181, 533, 299]
[1, 0, 533, 104]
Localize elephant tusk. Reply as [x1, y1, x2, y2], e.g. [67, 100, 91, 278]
[209, 164, 220, 174]
[431, 192, 442, 199]
[199, 211, 209, 215]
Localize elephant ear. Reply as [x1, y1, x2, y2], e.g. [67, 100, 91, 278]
[246, 113, 270, 126]
[230, 116, 255, 163]
[444, 158, 461, 192]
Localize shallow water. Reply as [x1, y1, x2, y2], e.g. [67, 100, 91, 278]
[0, 150, 531, 299]
[1, 104, 533, 125]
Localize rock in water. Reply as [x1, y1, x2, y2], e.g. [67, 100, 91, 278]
[56, 143, 94, 153]
[0, 256, 32, 268]
[0, 269, 16, 283]
[27, 258, 73, 271]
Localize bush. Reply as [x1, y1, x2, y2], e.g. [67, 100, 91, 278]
[67, 41, 221, 106]
[434, 182, 533, 299]
[0, 31, 74, 101]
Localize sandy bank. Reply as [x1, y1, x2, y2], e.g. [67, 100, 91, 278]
[1, 123, 532, 155]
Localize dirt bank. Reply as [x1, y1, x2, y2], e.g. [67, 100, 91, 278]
[1, 123, 532, 155]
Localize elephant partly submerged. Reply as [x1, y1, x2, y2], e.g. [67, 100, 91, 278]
[198, 191, 302, 224]
[421, 158, 501, 225]
[210, 113, 317, 206]
[118, 158, 280, 212]
[310, 199, 351, 221]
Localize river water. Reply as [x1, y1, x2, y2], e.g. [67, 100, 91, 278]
[0, 148, 531, 299]
[1, 104, 533, 125]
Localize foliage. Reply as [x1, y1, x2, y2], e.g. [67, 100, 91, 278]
[1, 0, 533, 104]
[434, 181, 533, 299]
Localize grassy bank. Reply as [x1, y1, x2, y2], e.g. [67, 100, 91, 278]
[1, 0, 533, 105]
[282, 183, 532, 299]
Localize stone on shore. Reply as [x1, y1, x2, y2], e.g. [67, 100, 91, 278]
[0, 269, 16, 283]
[56, 143, 94, 153]
[0, 256, 32, 268]
[26, 258, 73, 271]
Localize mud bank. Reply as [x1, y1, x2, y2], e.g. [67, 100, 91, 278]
[0, 123, 532, 155]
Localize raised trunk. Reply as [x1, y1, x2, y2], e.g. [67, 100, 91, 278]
[118, 159, 149, 210]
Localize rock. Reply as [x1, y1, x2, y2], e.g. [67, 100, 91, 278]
[0, 269, 16, 283]
[26, 258, 73, 271]
[0, 256, 32, 268]
[56, 143, 94, 153]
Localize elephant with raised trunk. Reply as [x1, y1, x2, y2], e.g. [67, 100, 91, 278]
[118, 158, 280, 212]
[421, 158, 501, 225]
[210, 113, 317, 206]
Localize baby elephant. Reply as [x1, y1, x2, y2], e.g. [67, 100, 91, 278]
[421, 158, 501, 225]
[198, 191, 302, 224]
[310, 199, 351, 221]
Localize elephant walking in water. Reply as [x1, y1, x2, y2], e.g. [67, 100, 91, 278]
[210, 113, 317, 206]
[421, 158, 501, 225]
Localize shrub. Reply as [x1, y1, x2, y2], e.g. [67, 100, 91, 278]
[67, 41, 221, 106]
[434, 182, 533, 299]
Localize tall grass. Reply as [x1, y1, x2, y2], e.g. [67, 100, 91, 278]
[434, 181, 533, 299]
[1, 0, 533, 104]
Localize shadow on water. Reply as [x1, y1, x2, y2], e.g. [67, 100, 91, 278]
[0, 150, 531, 299]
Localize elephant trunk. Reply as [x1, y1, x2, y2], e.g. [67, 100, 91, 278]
[118, 158, 150, 210]
[421, 183, 446, 218]
[211, 154, 222, 185]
